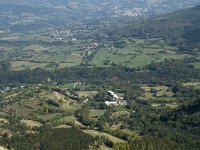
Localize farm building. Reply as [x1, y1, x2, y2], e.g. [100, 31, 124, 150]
[108, 91, 119, 100]
[105, 101, 127, 106]
[105, 101, 119, 106]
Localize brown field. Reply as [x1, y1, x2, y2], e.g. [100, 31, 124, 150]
[15, 107, 33, 117]
[0, 36, 19, 40]
[183, 82, 200, 86]
[20, 119, 43, 128]
[141, 85, 168, 92]
[151, 103, 178, 108]
[51, 91, 65, 100]
[57, 116, 76, 124]
[5, 93, 19, 99]
[11, 61, 47, 70]
[39, 91, 65, 100]
[183, 82, 200, 89]
[60, 100, 81, 111]
[76, 91, 98, 98]
[90, 109, 106, 118]
[0, 118, 9, 124]
[121, 129, 139, 136]
[0, 128, 14, 137]
[53, 125, 72, 129]
[141, 85, 174, 98]
[165, 103, 178, 108]
[83, 130, 126, 143]
[0, 146, 8, 150]
[37, 113, 61, 121]
[23, 44, 50, 52]
[3, 98, 41, 117]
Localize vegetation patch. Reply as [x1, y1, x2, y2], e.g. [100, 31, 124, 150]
[76, 91, 98, 98]
[0, 128, 95, 150]
[20, 120, 42, 128]
[83, 130, 126, 143]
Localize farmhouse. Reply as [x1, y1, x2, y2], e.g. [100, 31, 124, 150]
[105, 100, 127, 106]
[105, 101, 119, 106]
[105, 91, 127, 106]
[108, 91, 119, 100]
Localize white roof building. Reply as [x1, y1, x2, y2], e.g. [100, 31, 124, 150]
[108, 91, 119, 99]
[105, 101, 119, 106]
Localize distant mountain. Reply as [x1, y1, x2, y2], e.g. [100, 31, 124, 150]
[109, 5, 200, 54]
[0, 0, 200, 33]
[1, 0, 200, 17]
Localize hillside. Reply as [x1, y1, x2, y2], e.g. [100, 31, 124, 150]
[108, 5, 200, 54]
[0, 5, 200, 70]
[0, 2, 200, 150]
[0, 0, 200, 33]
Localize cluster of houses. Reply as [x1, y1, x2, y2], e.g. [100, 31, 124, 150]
[0, 86, 24, 94]
[44, 29, 72, 39]
[0, 87, 10, 94]
[115, 7, 147, 17]
[105, 91, 127, 106]
[79, 43, 99, 58]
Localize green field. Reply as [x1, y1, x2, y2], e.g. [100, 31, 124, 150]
[0, 32, 84, 70]
[0, 32, 193, 71]
[76, 91, 98, 98]
[62, 83, 96, 91]
[92, 38, 188, 68]
[90, 109, 106, 117]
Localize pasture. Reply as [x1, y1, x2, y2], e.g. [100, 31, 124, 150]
[76, 91, 98, 98]
[83, 130, 126, 143]
[141, 85, 177, 107]
[183, 82, 200, 89]
[0, 32, 83, 71]
[0, 31, 193, 71]
[20, 119, 43, 128]
[90, 109, 106, 118]
[92, 38, 189, 68]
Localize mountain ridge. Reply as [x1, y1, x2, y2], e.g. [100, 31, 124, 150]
[0, 0, 200, 33]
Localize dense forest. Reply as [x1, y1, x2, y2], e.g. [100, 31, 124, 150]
[0, 128, 95, 150]
[0, 59, 199, 87]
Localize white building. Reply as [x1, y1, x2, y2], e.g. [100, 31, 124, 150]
[105, 101, 119, 106]
[108, 91, 119, 100]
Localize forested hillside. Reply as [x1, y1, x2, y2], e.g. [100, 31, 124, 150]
[0, 0, 200, 32]
[0, 128, 95, 150]
[108, 5, 200, 54]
